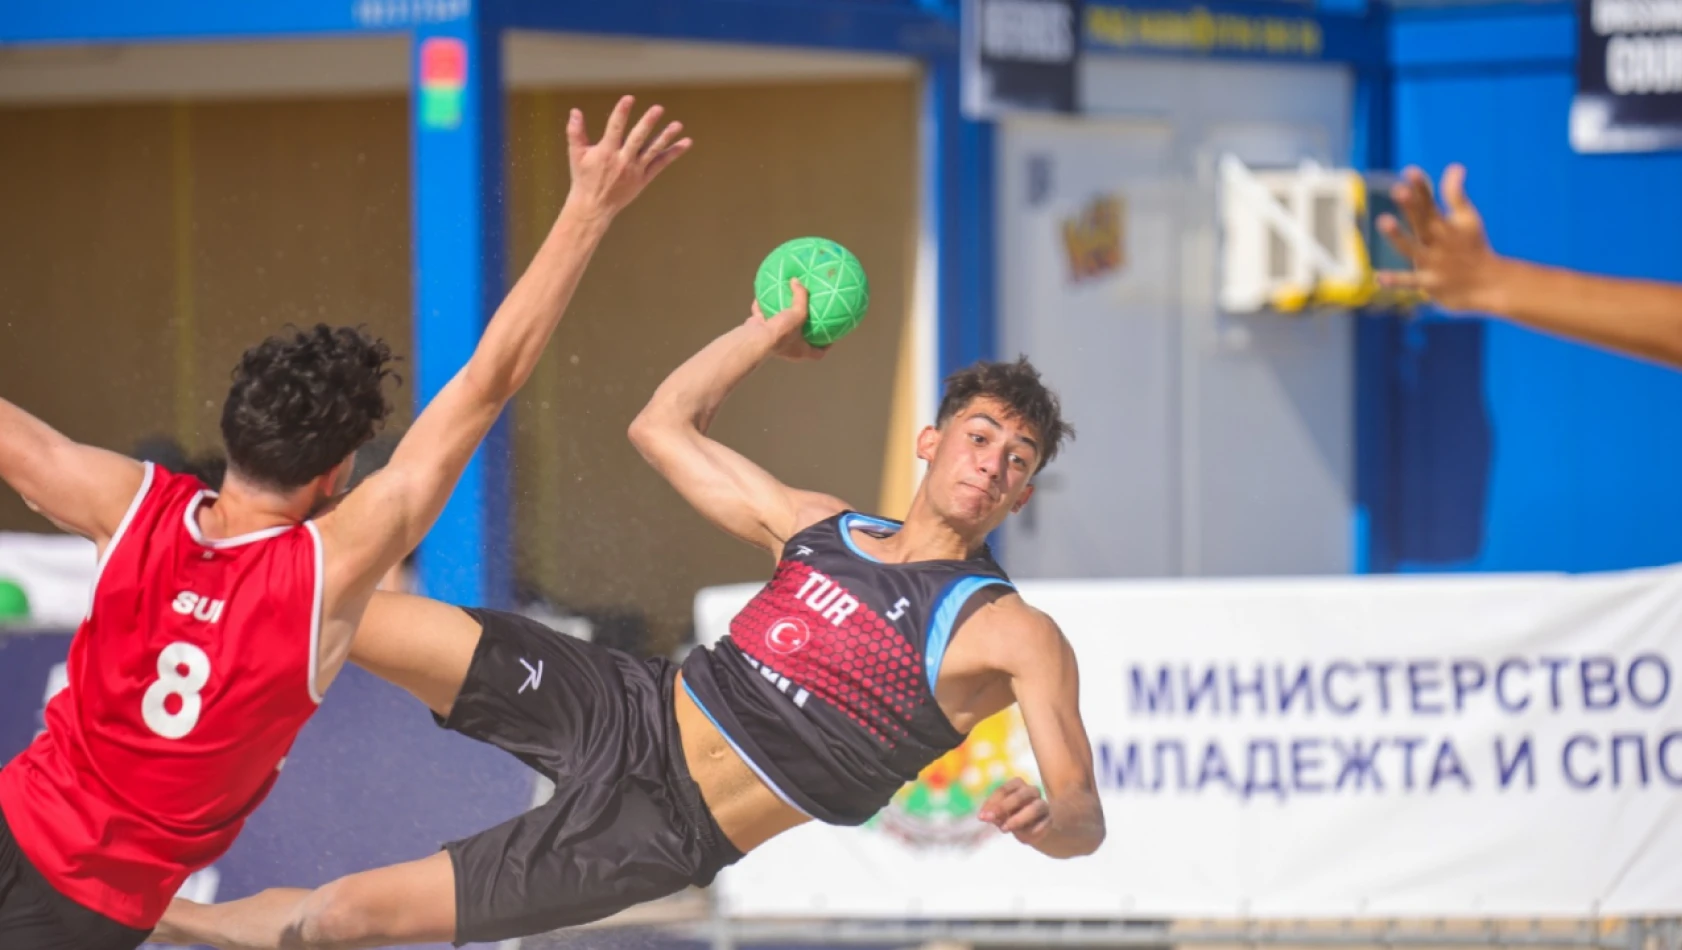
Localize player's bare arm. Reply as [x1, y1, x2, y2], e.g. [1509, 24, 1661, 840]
[0, 398, 144, 550]
[1377, 163, 1682, 369]
[628, 282, 847, 555]
[311, 96, 691, 692]
[969, 597, 1105, 859]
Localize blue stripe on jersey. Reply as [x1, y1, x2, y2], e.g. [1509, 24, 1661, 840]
[925, 575, 1015, 689]
[838, 512, 902, 562]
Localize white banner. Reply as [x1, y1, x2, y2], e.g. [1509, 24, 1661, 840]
[697, 566, 1682, 920]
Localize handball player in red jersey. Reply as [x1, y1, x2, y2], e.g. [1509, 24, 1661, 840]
[0, 96, 688, 950]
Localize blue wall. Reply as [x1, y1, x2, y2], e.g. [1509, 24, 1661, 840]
[1367, 2, 1682, 574]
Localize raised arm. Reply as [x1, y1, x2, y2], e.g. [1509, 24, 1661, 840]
[311, 97, 689, 686]
[1378, 164, 1682, 368]
[627, 286, 847, 555]
[0, 398, 145, 549]
[976, 602, 1105, 859]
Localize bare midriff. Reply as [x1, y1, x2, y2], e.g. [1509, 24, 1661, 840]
[673, 672, 810, 853]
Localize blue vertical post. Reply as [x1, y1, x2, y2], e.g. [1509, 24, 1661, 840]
[928, 51, 998, 385]
[927, 28, 1003, 556]
[410, 12, 512, 608]
[1350, 31, 1394, 574]
[1317, 0, 1369, 16]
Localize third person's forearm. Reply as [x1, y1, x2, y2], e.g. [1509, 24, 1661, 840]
[1482, 258, 1682, 368]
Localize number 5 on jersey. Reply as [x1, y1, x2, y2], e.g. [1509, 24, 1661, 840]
[143, 643, 212, 739]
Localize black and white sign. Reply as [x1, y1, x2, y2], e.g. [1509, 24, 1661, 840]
[962, 0, 1081, 118]
[1572, 0, 1682, 152]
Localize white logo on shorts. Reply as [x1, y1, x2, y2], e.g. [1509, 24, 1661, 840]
[519, 658, 543, 694]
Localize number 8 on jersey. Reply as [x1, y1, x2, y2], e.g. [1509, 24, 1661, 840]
[142, 642, 212, 740]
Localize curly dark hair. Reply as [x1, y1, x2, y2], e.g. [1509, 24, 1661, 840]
[220, 324, 402, 491]
[936, 356, 1073, 473]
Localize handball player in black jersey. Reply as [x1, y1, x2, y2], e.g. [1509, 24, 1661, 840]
[155, 282, 1106, 950]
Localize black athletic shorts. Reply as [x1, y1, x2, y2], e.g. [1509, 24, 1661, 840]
[0, 804, 151, 950]
[436, 608, 744, 946]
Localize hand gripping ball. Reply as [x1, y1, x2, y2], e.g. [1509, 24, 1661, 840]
[754, 237, 870, 347]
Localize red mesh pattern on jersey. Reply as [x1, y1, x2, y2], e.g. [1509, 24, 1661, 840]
[729, 561, 924, 745]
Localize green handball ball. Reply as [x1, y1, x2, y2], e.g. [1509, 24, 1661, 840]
[755, 237, 870, 347]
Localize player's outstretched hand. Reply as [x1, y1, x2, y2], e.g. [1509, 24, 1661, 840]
[749, 279, 828, 363]
[1375, 163, 1508, 314]
[566, 95, 692, 220]
[978, 777, 1053, 847]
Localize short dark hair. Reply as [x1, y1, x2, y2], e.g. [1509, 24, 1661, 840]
[936, 357, 1073, 472]
[220, 324, 401, 491]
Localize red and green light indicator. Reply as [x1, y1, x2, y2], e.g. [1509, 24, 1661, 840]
[419, 37, 467, 129]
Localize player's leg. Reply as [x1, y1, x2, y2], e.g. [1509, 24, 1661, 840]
[159, 609, 743, 949]
[436, 761, 732, 944]
[152, 851, 456, 950]
[162, 784, 713, 948]
[416, 610, 743, 944]
[348, 591, 482, 718]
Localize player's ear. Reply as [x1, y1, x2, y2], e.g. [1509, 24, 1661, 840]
[327, 454, 357, 496]
[915, 425, 941, 464]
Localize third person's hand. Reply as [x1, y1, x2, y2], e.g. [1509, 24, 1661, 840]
[1376, 163, 1510, 314]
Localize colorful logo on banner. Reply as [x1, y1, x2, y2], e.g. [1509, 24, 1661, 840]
[419, 37, 467, 130]
[871, 707, 1037, 849]
[1061, 193, 1124, 282]
[1085, 3, 1323, 58]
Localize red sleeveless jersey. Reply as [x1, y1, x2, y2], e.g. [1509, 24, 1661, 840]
[0, 463, 324, 928]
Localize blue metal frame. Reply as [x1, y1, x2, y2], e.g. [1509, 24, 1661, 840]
[410, 14, 511, 608]
[490, 0, 959, 55]
[1349, 0, 1394, 573]
[929, 55, 999, 385]
[1353, 0, 1572, 576]
[0, 0, 457, 43]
